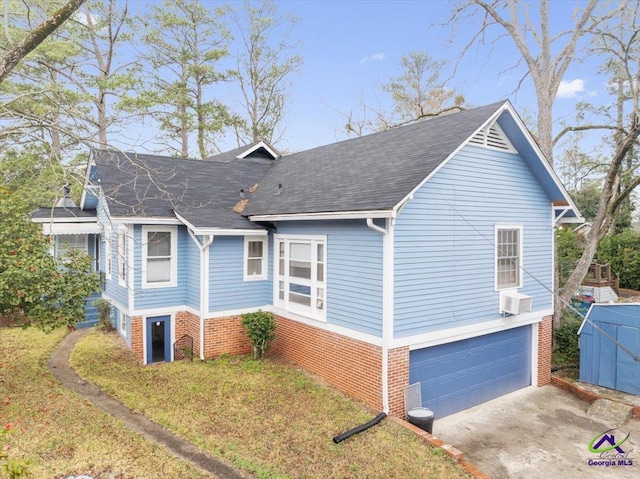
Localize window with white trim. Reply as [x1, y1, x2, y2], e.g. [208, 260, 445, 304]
[244, 236, 267, 280]
[117, 228, 127, 286]
[495, 226, 522, 290]
[275, 235, 326, 320]
[120, 310, 127, 338]
[142, 226, 177, 288]
[55, 234, 87, 258]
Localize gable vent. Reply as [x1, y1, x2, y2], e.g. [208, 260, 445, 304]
[469, 122, 517, 153]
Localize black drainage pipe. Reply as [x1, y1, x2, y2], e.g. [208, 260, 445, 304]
[332, 412, 387, 444]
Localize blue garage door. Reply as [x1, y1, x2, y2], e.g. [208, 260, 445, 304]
[409, 326, 532, 418]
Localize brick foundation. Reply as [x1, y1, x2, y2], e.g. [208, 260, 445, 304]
[203, 315, 252, 358]
[537, 315, 553, 386]
[131, 316, 143, 362]
[270, 315, 384, 412]
[175, 311, 201, 358]
[388, 346, 410, 416]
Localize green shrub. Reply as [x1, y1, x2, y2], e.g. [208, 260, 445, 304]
[241, 310, 276, 359]
[597, 229, 640, 290]
[553, 310, 581, 366]
[93, 298, 114, 332]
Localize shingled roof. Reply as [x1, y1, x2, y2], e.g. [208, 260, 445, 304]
[93, 149, 271, 230]
[244, 101, 507, 216]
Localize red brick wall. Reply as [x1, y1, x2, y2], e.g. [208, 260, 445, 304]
[388, 346, 410, 417]
[175, 311, 201, 358]
[131, 316, 143, 363]
[537, 315, 553, 386]
[270, 315, 384, 412]
[203, 315, 252, 358]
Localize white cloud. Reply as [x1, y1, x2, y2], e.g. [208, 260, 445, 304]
[360, 53, 385, 64]
[557, 79, 586, 98]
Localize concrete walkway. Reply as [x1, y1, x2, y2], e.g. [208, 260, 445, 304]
[47, 328, 250, 479]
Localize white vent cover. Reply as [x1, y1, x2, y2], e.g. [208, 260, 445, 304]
[500, 291, 533, 315]
[469, 122, 517, 153]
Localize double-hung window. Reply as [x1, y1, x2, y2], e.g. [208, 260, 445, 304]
[275, 235, 326, 320]
[244, 236, 267, 280]
[142, 226, 177, 288]
[104, 228, 112, 279]
[495, 225, 523, 290]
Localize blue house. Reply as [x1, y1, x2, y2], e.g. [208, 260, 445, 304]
[34, 101, 581, 418]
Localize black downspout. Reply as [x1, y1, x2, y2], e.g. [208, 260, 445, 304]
[332, 412, 387, 444]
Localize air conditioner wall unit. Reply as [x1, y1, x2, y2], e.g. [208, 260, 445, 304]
[500, 291, 533, 315]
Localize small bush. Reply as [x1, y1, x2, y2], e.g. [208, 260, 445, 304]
[553, 310, 581, 366]
[241, 310, 276, 359]
[93, 298, 114, 332]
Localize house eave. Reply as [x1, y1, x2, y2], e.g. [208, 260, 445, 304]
[41, 222, 100, 235]
[248, 209, 395, 222]
[174, 212, 267, 236]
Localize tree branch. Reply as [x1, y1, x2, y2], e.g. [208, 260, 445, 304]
[0, 0, 86, 83]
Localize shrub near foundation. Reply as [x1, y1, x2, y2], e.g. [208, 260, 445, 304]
[241, 310, 276, 359]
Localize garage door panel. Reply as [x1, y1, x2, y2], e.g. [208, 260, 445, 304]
[409, 326, 532, 418]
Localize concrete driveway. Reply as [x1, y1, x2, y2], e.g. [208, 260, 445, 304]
[434, 385, 640, 478]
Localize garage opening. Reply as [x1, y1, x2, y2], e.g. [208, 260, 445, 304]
[409, 325, 532, 418]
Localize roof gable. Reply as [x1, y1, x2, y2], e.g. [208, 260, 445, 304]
[245, 102, 508, 217]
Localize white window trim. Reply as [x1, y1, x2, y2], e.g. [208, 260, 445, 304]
[104, 227, 112, 280]
[55, 234, 88, 260]
[494, 224, 524, 291]
[273, 234, 327, 322]
[244, 235, 268, 281]
[120, 310, 127, 338]
[142, 225, 178, 289]
[117, 226, 128, 287]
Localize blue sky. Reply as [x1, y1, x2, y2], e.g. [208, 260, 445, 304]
[123, 1, 611, 156]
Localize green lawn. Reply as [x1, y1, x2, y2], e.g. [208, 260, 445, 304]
[72, 330, 471, 479]
[0, 327, 210, 478]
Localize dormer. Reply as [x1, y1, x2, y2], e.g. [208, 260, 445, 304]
[236, 140, 280, 162]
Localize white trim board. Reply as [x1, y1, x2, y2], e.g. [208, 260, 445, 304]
[394, 308, 552, 350]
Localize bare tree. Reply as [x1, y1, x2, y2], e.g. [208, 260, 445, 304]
[382, 51, 464, 124]
[557, 10, 640, 320]
[0, 0, 85, 83]
[448, 0, 608, 164]
[338, 51, 463, 138]
[231, 0, 302, 146]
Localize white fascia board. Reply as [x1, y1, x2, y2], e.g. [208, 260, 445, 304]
[174, 211, 267, 236]
[42, 223, 101, 235]
[33, 216, 97, 223]
[249, 210, 394, 222]
[237, 140, 279, 159]
[393, 308, 553, 350]
[108, 216, 181, 225]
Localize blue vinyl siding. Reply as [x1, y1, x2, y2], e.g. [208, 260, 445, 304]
[276, 220, 383, 336]
[133, 225, 190, 310]
[209, 235, 272, 312]
[394, 144, 553, 337]
[98, 198, 128, 310]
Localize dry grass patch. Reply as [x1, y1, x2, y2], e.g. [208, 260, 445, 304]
[0, 327, 213, 479]
[73, 331, 471, 479]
